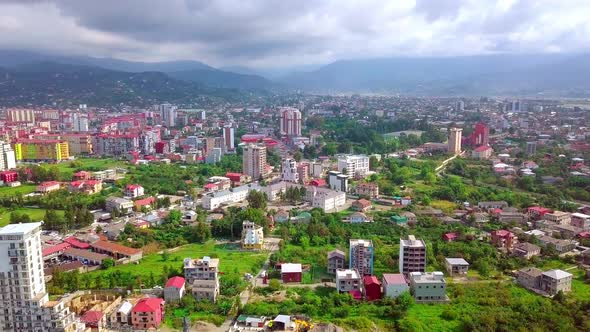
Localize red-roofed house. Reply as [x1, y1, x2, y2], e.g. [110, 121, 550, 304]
[81, 310, 105, 331]
[134, 197, 156, 212]
[382, 273, 409, 298]
[37, 181, 61, 193]
[491, 230, 518, 252]
[73, 171, 91, 181]
[442, 232, 459, 242]
[225, 172, 251, 185]
[42, 242, 72, 262]
[64, 236, 91, 249]
[131, 298, 165, 330]
[351, 199, 372, 212]
[528, 206, 552, 221]
[125, 184, 144, 198]
[471, 145, 493, 160]
[69, 180, 102, 194]
[203, 183, 218, 192]
[0, 171, 18, 183]
[164, 276, 186, 302]
[310, 178, 326, 187]
[363, 276, 382, 301]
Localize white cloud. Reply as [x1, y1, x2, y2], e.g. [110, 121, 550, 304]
[0, 0, 589, 69]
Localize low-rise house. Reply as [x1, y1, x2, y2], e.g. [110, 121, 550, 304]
[551, 224, 583, 239]
[355, 182, 379, 199]
[518, 267, 543, 290]
[363, 275, 382, 301]
[472, 145, 493, 159]
[164, 276, 186, 302]
[63, 247, 110, 266]
[131, 298, 165, 330]
[478, 201, 509, 210]
[90, 240, 143, 261]
[571, 213, 590, 230]
[471, 212, 489, 223]
[538, 236, 577, 253]
[68, 180, 102, 194]
[382, 273, 409, 298]
[37, 181, 61, 193]
[349, 212, 371, 223]
[408, 272, 448, 303]
[109, 301, 133, 329]
[445, 258, 469, 276]
[497, 211, 528, 224]
[234, 315, 267, 330]
[336, 269, 362, 293]
[274, 210, 290, 223]
[125, 184, 144, 198]
[281, 263, 303, 283]
[528, 206, 552, 221]
[512, 242, 541, 259]
[416, 207, 444, 219]
[400, 211, 417, 223]
[541, 270, 573, 295]
[544, 211, 572, 225]
[182, 210, 197, 224]
[134, 196, 156, 211]
[80, 310, 105, 332]
[391, 215, 408, 226]
[105, 197, 134, 215]
[491, 230, 518, 252]
[351, 199, 372, 212]
[327, 249, 346, 275]
[184, 256, 219, 283]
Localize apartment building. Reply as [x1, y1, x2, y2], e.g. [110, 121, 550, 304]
[349, 239, 374, 276]
[408, 272, 448, 303]
[571, 213, 590, 229]
[335, 269, 362, 293]
[279, 107, 302, 136]
[281, 158, 299, 183]
[242, 144, 268, 180]
[399, 235, 427, 275]
[34, 134, 93, 155]
[0, 141, 17, 171]
[92, 133, 140, 157]
[544, 211, 572, 225]
[337, 154, 370, 178]
[448, 128, 462, 155]
[355, 182, 379, 199]
[327, 171, 348, 192]
[242, 221, 264, 250]
[13, 139, 70, 161]
[327, 249, 346, 275]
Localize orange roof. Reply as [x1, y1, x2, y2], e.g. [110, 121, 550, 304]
[91, 240, 142, 256]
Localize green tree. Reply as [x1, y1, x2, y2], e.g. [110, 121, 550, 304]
[247, 190, 267, 210]
[101, 258, 115, 270]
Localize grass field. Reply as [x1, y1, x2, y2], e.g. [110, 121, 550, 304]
[0, 208, 64, 226]
[86, 241, 267, 281]
[431, 200, 459, 213]
[50, 158, 128, 180]
[0, 184, 37, 197]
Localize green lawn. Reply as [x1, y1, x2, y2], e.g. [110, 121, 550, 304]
[0, 184, 37, 197]
[431, 200, 459, 213]
[86, 241, 267, 282]
[50, 158, 128, 180]
[0, 208, 64, 227]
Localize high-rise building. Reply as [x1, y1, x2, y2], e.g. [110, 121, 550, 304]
[466, 122, 489, 146]
[281, 158, 299, 183]
[279, 107, 302, 136]
[71, 113, 89, 132]
[0, 142, 16, 171]
[526, 141, 537, 156]
[242, 144, 268, 180]
[7, 109, 35, 123]
[448, 128, 462, 155]
[223, 125, 235, 152]
[0, 223, 82, 331]
[337, 154, 370, 178]
[349, 239, 374, 276]
[455, 100, 465, 112]
[159, 104, 177, 127]
[399, 235, 427, 275]
[328, 171, 348, 192]
[296, 162, 310, 184]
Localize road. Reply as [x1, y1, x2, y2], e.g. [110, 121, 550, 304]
[436, 151, 464, 175]
[217, 237, 281, 332]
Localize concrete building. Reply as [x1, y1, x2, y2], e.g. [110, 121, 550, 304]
[7, 108, 35, 123]
[408, 272, 448, 303]
[399, 235, 427, 275]
[448, 128, 462, 155]
[544, 211, 572, 225]
[0, 141, 17, 171]
[491, 230, 518, 252]
[382, 273, 409, 298]
[571, 213, 590, 229]
[279, 107, 302, 136]
[159, 103, 177, 127]
[308, 187, 346, 212]
[223, 125, 235, 152]
[296, 162, 310, 184]
[335, 269, 362, 293]
[14, 139, 70, 161]
[541, 270, 573, 295]
[471, 145, 493, 159]
[349, 239, 374, 276]
[242, 221, 264, 250]
[201, 184, 261, 210]
[327, 171, 348, 192]
[109, 301, 132, 329]
[526, 141, 537, 156]
[131, 298, 165, 330]
[243, 144, 268, 180]
[281, 158, 299, 183]
[206, 147, 223, 164]
[445, 258, 469, 276]
[71, 113, 89, 132]
[355, 182, 379, 199]
[124, 184, 144, 198]
[517, 267, 543, 290]
[337, 154, 370, 178]
[0, 223, 81, 331]
[327, 249, 346, 275]
[364, 276, 382, 301]
[184, 256, 220, 303]
[513, 242, 541, 259]
[105, 197, 134, 215]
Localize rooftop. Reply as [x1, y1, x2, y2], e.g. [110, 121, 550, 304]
[409, 272, 446, 283]
[382, 273, 407, 285]
[445, 258, 469, 266]
[401, 235, 425, 248]
[0, 222, 43, 236]
[281, 263, 302, 273]
[336, 268, 360, 279]
[542, 269, 573, 280]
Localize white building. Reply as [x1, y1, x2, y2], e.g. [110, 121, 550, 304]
[0, 223, 82, 331]
[242, 221, 264, 250]
[0, 141, 16, 171]
[201, 184, 262, 210]
[281, 158, 299, 183]
[328, 171, 348, 192]
[382, 273, 410, 298]
[335, 269, 362, 293]
[307, 187, 346, 212]
[206, 147, 223, 164]
[408, 271, 448, 302]
[279, 107, 302, 136]
[223, 125, 235, 152]
[399, 235, 427, 275]
[337, 155, 370, 178]
[159, 103, 177, 127]
[71, 113, 89, 132]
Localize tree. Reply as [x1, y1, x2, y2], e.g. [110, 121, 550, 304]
[268, 279, 281, 292]
[161, 250, 170, 262]
[247, 190, 267, 210]
[101, 258, 115, 270]
[293, 151, 303, 162]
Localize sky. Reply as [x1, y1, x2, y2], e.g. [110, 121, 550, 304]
[1, 0, 590, 70]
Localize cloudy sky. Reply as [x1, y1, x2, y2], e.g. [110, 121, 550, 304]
[0, 0, 589, 69]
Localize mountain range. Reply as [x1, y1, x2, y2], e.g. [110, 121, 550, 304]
[1, 49, 590, 100]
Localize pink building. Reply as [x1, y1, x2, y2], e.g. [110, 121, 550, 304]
[131, 298, 165, 330]
[125, 184, 145, 198]
[491, 230, 518, 252]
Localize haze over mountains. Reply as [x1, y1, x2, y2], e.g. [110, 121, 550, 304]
[0, 49, 590, 98]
